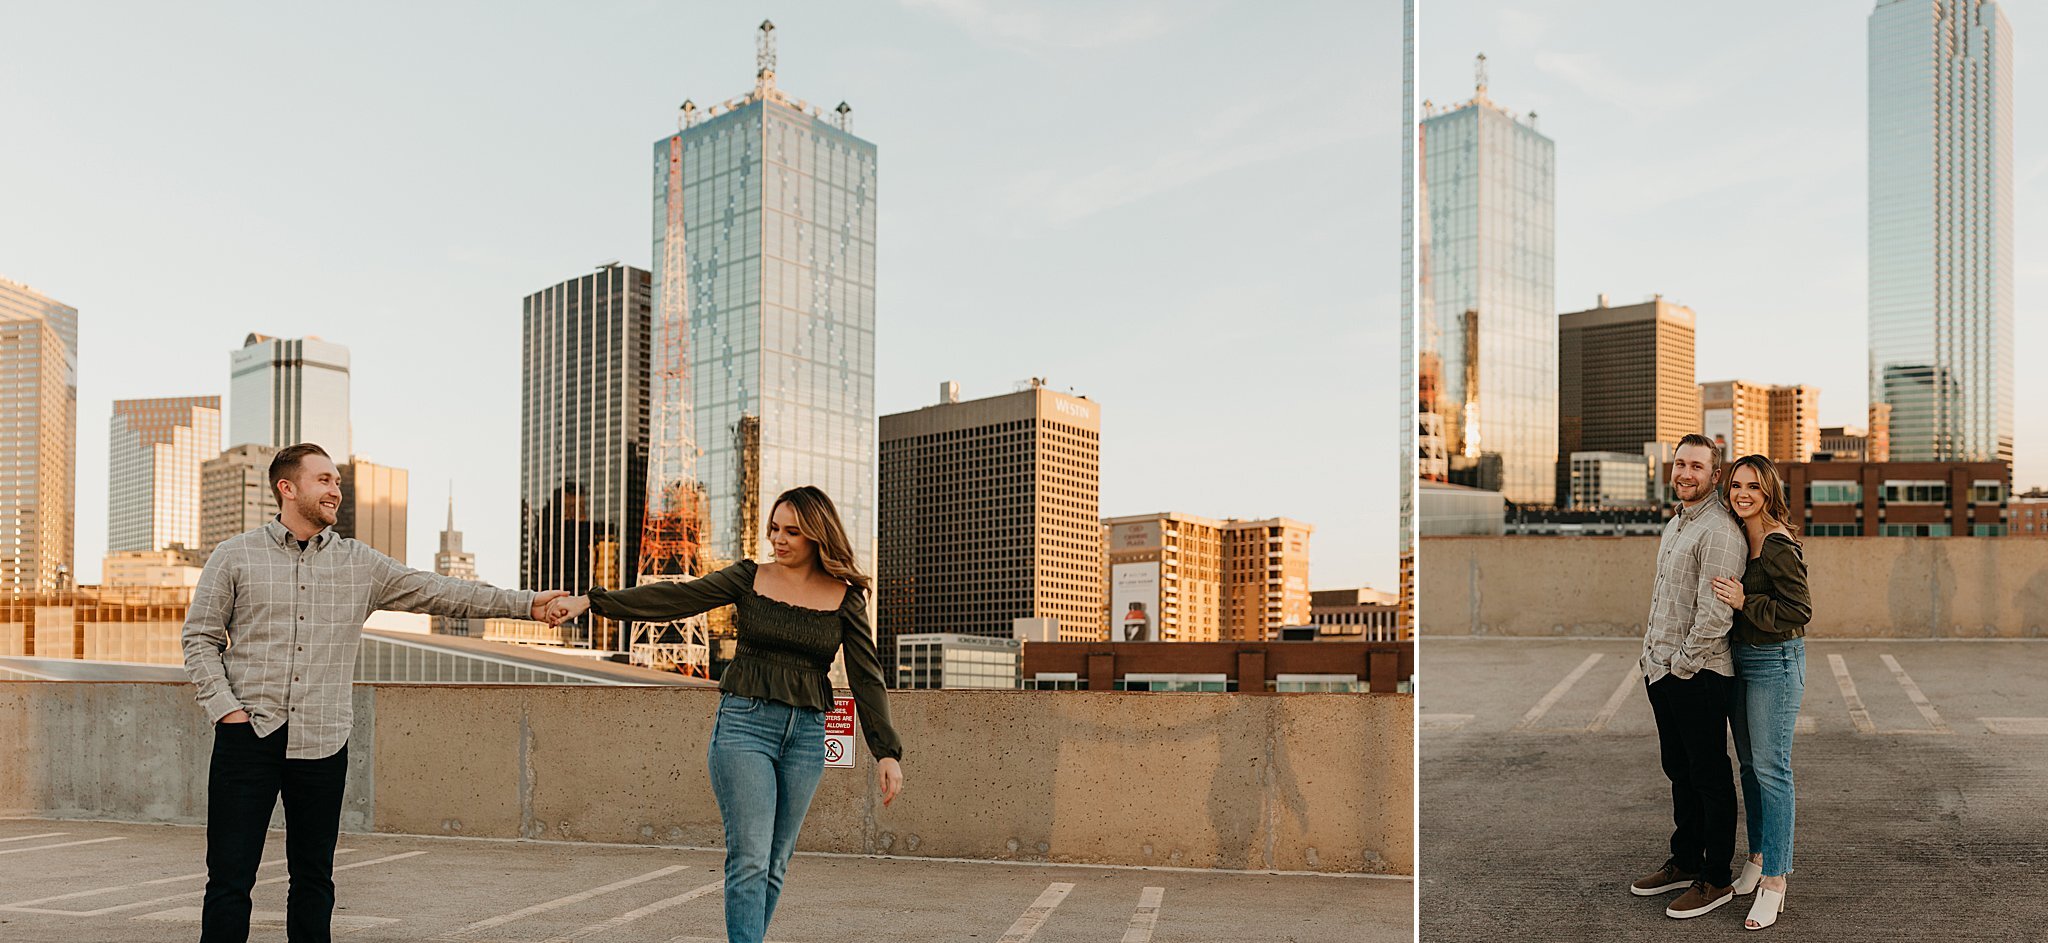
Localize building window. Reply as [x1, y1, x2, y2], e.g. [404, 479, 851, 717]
[1881, 482, 1949, 505]
[1807, 482, 1862, 505]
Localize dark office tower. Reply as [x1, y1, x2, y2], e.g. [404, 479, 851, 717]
[1556, 295, 1699, 501]
[521, 263, 652, 650]
[878, 381, 1104, 679]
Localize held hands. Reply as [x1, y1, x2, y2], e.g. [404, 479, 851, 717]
[877, 757, 904, 807]
[539, 594, 591, 625]
[1710, 576, 1746, 610]
[531, 590, 571, 624]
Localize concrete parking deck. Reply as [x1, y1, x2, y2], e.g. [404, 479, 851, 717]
[0, 819, 1409, 943]
[1420, 638, 2048, 940]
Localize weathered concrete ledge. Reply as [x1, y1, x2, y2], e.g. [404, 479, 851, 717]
[0, 682, 1410, 874]
[1420, 536, 2048, 637]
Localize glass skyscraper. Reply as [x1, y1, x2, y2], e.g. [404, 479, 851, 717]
[520, 263, 652, 650]
[228, 334, 351, 455]
[648, 33, 878, 578]
[108, 396, 221, 554]
[1419, 67, 1558, 506]
[0, 277, 78, 593]
[1869, 0, 2013, 463]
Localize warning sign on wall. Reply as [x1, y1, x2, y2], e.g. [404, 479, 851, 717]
[824, 695, 856, 769]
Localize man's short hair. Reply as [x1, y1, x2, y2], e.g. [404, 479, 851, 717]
[268, 443, 333, 507]
[1674, 433, 1722, 468]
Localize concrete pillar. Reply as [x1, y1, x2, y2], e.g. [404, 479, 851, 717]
[1236, 650, 1266, 693]
[1087, 652, 1116, 691]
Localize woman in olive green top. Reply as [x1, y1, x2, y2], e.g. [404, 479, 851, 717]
[1708, 455, 1811, 931]
[548, 486, 902, 943]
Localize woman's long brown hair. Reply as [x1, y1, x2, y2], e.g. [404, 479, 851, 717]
[770, 486, 870, 591]
[1721, 454, 1801, 544]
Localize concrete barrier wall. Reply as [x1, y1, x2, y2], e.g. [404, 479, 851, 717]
[0, 682, 1411, 875]
[1420, 536, 2048, 638]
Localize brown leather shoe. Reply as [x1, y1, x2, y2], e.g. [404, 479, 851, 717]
[1630, 864, 1698, 896]
[1666, 880, 1736, 918]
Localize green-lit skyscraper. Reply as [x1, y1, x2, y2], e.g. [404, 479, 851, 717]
[1868, 0, 2014, 463]
[644, 21, 878, 591]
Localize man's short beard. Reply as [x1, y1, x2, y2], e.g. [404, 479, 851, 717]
[300, 494, 334, 523]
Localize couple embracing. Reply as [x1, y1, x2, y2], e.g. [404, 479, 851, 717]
[1629, 434, 1813, 931]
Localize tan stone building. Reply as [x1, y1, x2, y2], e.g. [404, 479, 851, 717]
[878, 381, 1103, 675]
[1103, 512, 1312, 642]
[1699, 379, 1773, 462]
[1700, 380, 1820, 465]
[339, 457, 409, 564]
[0, 278, 78, 593]
[1767, 385, 1821, 463]
[200, 443, 278, 556]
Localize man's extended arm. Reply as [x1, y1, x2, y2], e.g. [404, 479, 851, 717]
[371, 552, 548, 620]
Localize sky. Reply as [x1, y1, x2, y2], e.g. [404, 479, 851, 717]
[1423, 0, 2045, 491]
[0, 0, 1404, 591]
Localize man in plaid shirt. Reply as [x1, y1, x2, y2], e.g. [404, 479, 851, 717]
[182, 443, 569, 943]
[1628, 433, 1747, 920]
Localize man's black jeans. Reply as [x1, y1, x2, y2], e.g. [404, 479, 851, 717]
[1647, 670, 1737, 887]
[201, 722, 347, 943]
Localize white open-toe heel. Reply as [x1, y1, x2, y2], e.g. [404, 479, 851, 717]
[1745, 887, 1785, 930]
[1732, 859, 1762, 894]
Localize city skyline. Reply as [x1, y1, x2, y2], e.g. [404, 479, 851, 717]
[1422, 0, 2044, 492]
[0, 1, 1400, 592]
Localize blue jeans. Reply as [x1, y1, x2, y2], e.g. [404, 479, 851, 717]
[1730, 638, 1805, 877]
[708, 693, 827, 943]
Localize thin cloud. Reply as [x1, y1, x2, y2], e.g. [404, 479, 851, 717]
[899, 0, 1189, 51]
[1008, 121, 1367, 226]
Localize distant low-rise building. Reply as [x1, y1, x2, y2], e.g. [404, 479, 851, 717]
[1309, 588, 1403, 641]
[1567, 451, 1653, 510]
[1419, 482, 1506, 536]
[2005, 488, 2046, 537]
[1020, 640, 1411, 694]
[1785, 461, 2010, 537]
[894, 633, 1022, 689]
[101, 548, 205, 588]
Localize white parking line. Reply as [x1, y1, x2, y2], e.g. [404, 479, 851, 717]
[1121, 886, 1165, 943]
[0, 852, 342, 911]
[1979, 717, 2048, 735]
[1827, 654, 1876, 734]
[134, 906, 398, 929]
[542, 879, 722, 942]
[996, 882, 1075, 943]
[1880, 654, 1951, 734]
[436, 865, 686, 939]
[6, 851, 416, 918]
[0, 836, 125, 856]
[1420, 714, 1473, 732]
[1585, 664, 1640, 733]
[0, 832, 66, 844]
[1514, 653, 1604, 731]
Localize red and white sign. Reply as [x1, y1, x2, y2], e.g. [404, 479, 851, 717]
[824, 696, 856, 769]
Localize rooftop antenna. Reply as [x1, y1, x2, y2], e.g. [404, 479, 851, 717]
[679, 99, 698, 129]
[1475, 52, 1488, 97]
[834, 101, 852, 132]
[756, 19, 777, 94]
